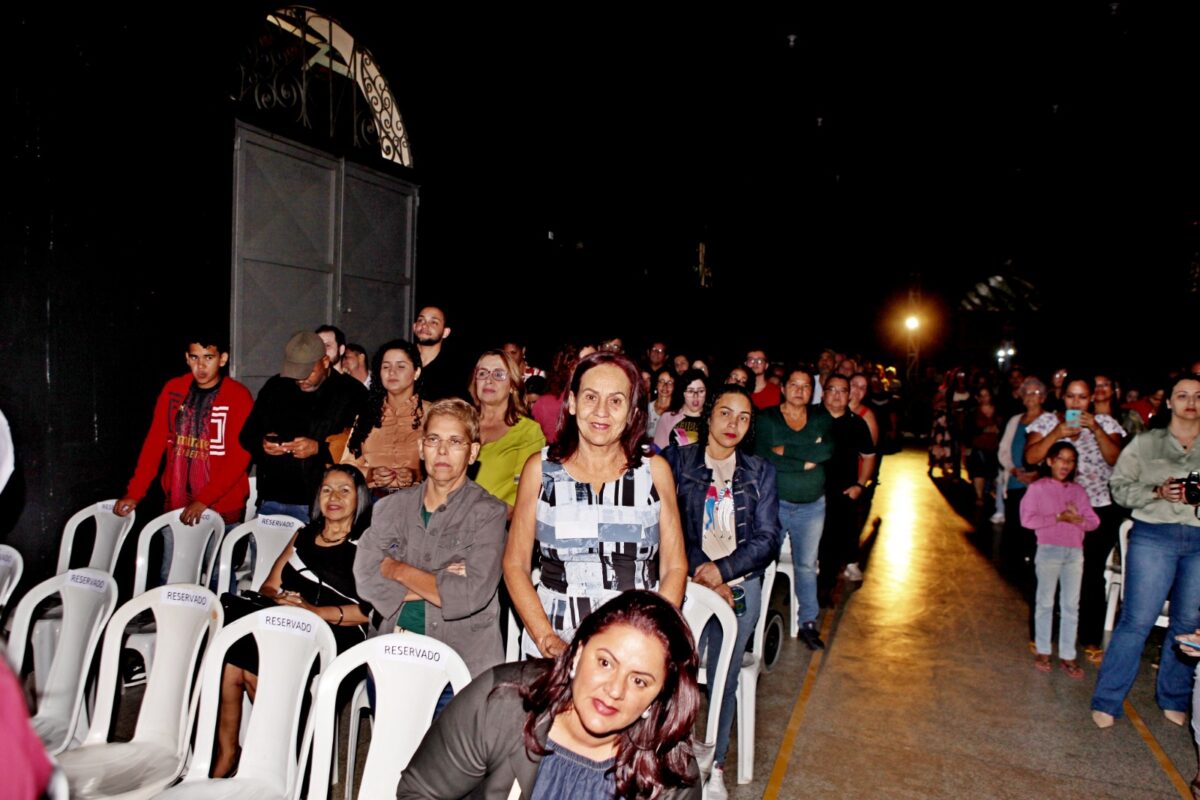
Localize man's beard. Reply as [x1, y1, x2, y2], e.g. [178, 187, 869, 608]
[415, 336, 441, 346]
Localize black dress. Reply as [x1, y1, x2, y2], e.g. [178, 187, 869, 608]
[226, 522, 371, 672]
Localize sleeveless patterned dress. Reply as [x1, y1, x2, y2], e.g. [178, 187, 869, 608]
[531, 449, 662, 647]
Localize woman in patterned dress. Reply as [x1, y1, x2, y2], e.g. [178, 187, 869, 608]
[503, 352, 688, 658]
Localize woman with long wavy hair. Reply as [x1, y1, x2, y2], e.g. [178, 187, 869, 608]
[469, 348, 547, 514]
[396, 590, 701, 799]
[341, 339, 427, 496]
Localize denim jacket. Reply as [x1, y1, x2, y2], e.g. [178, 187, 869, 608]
[664, 442, 781, 583]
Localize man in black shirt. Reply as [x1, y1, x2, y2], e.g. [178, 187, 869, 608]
[818, 374, 877, 605]
[240, 331, 366, 522]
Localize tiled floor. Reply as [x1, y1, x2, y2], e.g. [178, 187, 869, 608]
[722, 448, 1195, 800]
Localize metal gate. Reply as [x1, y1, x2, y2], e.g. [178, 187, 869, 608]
[230, 122, 417, 395]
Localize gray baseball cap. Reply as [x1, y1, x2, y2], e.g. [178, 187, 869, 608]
[280, 331, 325, 379]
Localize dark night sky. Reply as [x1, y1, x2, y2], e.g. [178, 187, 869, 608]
[16, 3, 1200, 380]
[339, 4, 1200, 379]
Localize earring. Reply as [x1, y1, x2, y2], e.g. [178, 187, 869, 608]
[641, 709, 651, 720]
[569, 666, 576, 679]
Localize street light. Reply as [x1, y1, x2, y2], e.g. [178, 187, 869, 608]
[904, 315, 919, 331]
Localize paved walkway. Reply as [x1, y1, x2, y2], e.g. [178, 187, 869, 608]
[726, 448, 1195, 799]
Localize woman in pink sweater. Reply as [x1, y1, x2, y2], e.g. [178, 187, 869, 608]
[1020, 441, 1100, 678]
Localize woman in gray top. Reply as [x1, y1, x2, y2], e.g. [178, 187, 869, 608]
[397, 590, 701, 799]
[354, 398, 508, 679]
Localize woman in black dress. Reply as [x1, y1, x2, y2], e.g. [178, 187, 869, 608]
[212, 464, 373, 778]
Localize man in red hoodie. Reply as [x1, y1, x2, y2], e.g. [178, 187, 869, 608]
[114, 333, 252, 527]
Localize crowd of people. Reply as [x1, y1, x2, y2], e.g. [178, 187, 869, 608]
[16, 302, 1200, 797]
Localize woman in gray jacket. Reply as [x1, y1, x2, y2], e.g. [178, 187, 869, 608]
[396, 590, 701, 799]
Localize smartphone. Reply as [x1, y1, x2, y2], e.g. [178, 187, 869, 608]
[1064, 409, 1081, 428]
[264, 432, 282, 443]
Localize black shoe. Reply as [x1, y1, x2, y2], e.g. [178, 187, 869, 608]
[799, 622, 825, 651]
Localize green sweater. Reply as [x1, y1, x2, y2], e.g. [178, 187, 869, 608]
[754, 406, 835, 503]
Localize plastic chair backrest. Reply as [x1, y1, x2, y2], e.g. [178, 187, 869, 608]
[56, 500, 136, 575]
[83, 585, 221, 751]
[7, 569, 119, 753]
[213, 515, 303, 593]
[681, 581, 737, 749]
[181, 607, 335, 796]
[132, 509, 224, 595]
[0, 544, 24, 611]
[302, 632, 472, 800]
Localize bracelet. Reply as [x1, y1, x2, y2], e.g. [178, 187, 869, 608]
[335, 606, 345, 626]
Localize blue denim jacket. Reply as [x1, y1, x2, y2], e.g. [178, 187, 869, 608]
[664, 442, 781, 583]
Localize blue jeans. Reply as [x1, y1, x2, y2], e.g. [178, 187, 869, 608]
[1092, 521, 1200, 717]
[699, 577, 761, 766]
[780, 496, 826, 626]
[1034, 545, 1083, 660]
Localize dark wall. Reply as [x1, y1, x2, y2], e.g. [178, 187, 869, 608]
[1, 8, 261, 587]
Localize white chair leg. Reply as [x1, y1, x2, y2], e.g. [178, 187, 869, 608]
[345, 679, 372, 800]
[737, 671, 758, 784]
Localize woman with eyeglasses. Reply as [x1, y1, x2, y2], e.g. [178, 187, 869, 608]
[646, 367, 676, 440]
[652, 369, 709, 452]
[504, 353, 688, 659]
[468, 349, 547, 516]
[354, 399, 509, 683]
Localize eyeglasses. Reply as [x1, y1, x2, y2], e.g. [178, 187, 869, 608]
[649, 347, 666, 354]
[745, 357, 766, 365]
[657, 379, 674, 387]
[475, 368, 509, 382]
[684, 388, 706, 396]
[421, 434, 471, 450]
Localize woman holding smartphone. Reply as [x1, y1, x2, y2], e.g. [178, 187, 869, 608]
[1025, 375, 1125, 659]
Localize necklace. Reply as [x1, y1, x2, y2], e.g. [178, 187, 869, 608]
[319, 529, 350, 544]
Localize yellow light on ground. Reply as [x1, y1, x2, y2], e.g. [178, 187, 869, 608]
[904, 315, 919, 331]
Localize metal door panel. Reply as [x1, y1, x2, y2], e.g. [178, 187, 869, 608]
[237, 260, 332, 396]
[241, 143, 337, 268]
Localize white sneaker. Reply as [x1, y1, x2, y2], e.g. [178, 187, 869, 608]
[706, 765, 729, 800]
[843, 562, 863, 581]
[989, 512, 1005, 524]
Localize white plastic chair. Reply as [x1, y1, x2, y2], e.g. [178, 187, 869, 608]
[682, 581, 737, 792]
[56, 585, 221, 799]
[211, 515, 303, 596]
[0, 543, 24, 612]
[305, 633, 472, 800]
[1108, 518, 1168, 633]
[132, 509, 225, 595]
[124, 509, 225, 683]
[776, 538, 798, 638]
[734, 561, 777, 785]
[7, 568, 119, 754]
[57, 500, 137, 575]
[1102, 521, 1127, 637]
[157, 606, 336, 800]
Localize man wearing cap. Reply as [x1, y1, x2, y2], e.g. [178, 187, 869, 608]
[240, 331, 367, 521]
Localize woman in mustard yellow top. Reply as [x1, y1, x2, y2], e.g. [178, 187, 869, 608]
[469, 349, 546, 515]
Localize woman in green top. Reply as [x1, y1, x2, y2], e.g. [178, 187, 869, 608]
[1092, 373, 1200, 729]
[754, 366, 834, 650]
[469, 349, 547, 516]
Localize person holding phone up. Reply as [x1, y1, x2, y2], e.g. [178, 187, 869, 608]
[1024, 374, 1125, 661]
